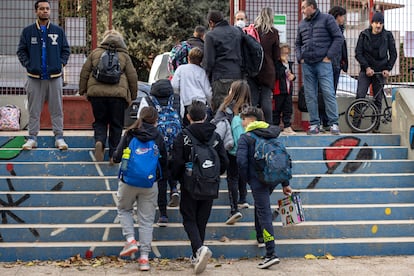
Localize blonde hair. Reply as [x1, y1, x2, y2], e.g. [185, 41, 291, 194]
[255, 7, 274, 34]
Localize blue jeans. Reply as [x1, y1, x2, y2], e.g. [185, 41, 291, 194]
[302, 62, 339, 127]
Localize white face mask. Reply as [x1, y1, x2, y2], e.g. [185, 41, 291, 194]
[235, 20, 246, 28]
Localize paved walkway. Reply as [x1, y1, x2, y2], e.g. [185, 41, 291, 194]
[0, 255, 413, 275]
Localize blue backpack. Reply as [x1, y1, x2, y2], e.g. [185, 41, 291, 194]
[119, 137, 160, 188]
[149, 95, 182, 152]
[248, 132, 292, 185]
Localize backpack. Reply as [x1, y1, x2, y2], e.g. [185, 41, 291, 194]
[248, 132, 292, 185]
[239, 28, 264, 78]
[149, 95, 182, 152]
[182, 129, 221, 200]
[168, 41, 193, 74]
[93, 45, 122, 84]
[119, 137, 161, 188]
[243, 24, 261, 42]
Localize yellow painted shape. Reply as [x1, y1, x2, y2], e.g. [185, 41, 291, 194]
[371, 225, 378, 234]
[385, 208, 392, 215]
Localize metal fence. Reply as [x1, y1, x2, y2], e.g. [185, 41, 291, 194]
[232, 0, 414, 94]
[1, 0, 413, 96]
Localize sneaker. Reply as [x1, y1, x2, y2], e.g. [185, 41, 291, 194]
[22, 139, 37, 150]
[257, 255, 280, 269]
[168, 189, 180, 207]
[237, 202, 250, 209]
[307, 125, 320, 135]
[138, 258, 150, 271]
[119, 240, 138, 257]
[225, 211, 243, 225]
[190, 255, 198, 267]
[257, 237, 265, 248]
[194, 246, 212, 274]
[282, 127, 297, 135]
[55, 138, 68, 150]
[95, 141, 104, 161]
[330, 124, 340, 135]
[157, 216, 168, 227]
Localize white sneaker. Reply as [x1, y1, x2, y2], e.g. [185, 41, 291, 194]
[225, 211, 243, 225]
[282, 127, 297, 135]
[55, 138, 68, 150]
[194, 246, 212, 274]
[22, 139, 37, 150]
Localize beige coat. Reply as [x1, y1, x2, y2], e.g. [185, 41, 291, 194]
[79, 33, 138, 104]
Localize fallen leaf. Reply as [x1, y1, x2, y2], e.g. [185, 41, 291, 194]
[304, 254, 317, 260]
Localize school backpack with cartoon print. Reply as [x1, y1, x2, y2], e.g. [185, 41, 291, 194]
[168, 41, 193, 74]
[93, 44, 122, 84]
[183, 129, 221, 200]
[149, 95, 182, 152]
[119, 137, 160, 188]
[248, 132, 292, 185]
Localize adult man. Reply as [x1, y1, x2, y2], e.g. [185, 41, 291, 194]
[17, 0, 71, 150]
[234, 10, 248, 28]
[355, 12, 397, 132]
[295, 0, 343, 135]
[203, 10, 243, 113]
[186, 25, 206, 51]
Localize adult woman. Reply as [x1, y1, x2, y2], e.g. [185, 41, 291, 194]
[79, 30, 138, 163]
[247, 7, 280, 124]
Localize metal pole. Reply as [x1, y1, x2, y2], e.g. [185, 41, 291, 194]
[92, 0, 97, 49]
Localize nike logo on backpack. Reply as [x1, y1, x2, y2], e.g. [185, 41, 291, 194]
[202, 160, 214, 169]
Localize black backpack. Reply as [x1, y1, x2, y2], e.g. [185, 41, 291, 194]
[239, 28, 264, 78]
[93, 45, 122, 84]
[182, 129, 221, 200]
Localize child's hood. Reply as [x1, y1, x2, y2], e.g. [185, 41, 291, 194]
[246, 121, 281, 139]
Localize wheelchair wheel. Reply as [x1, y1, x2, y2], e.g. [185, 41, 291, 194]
[345, 99, 380, 133]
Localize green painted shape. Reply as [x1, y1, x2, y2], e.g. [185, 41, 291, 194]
[0, 136, 25, 160]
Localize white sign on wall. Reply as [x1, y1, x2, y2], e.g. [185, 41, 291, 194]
[274, 14, 287, 43]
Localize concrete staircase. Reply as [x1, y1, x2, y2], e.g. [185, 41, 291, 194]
[0, 133, 413, 261]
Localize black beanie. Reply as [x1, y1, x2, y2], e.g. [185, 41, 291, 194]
[372, 12, 384, 24]
[150, 79, 173, 97]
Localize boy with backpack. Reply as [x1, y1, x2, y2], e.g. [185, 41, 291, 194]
[112, 106, 167, 271]
[236, 106, 292, 269]
[139, 79, 182, 227]
[172, 101, 228, 274]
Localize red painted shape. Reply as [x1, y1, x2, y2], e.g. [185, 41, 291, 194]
[6, 163, 13, 172]
[85, 249, 93, 259]
[324, 137, 361, 169]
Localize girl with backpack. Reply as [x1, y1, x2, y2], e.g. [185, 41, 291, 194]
[212, 80, 251, 225]
[112, 106, 167, 271]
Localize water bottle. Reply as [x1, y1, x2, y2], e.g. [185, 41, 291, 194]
[120, 147, 131, 171]
[185, 162, 193, 176]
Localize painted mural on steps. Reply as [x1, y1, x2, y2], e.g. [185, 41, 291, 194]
[0, 135, 376, 258]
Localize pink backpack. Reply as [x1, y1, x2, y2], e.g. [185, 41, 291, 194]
[0, 105, 20, 131]
[243, 24, 260, 42]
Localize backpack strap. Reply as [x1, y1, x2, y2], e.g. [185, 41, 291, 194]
[149, 95, 162, 112]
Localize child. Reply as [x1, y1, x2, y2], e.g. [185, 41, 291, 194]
[236, 106, 292, 269]
[171, 47, 212, 126]
[139, 79, 182, 227]
[273, 43, 296, 135]
[112, 106, 167, 271]
[172, 101, 228, 274]
[212, 80, 251, 225]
